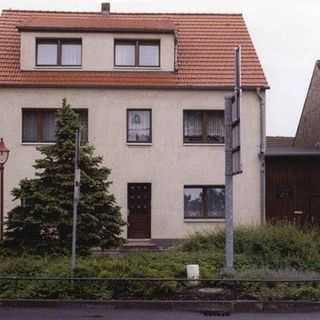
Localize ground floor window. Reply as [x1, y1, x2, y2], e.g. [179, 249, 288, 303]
[184, 185, 225, 219]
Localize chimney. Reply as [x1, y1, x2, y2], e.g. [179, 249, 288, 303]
[101, 2, 110, 15]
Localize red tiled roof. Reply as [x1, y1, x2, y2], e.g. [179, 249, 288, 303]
[17, 16, 176, 33]
[0, 10, 269, 89]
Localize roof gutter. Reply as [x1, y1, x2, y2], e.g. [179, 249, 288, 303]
[256, 88, 266, 224]
[265, 152, 320, 157]
[0, 82, 270, 90]
[16, 26, 176, 34]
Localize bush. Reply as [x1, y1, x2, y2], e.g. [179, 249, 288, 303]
[0, 224, 320, 300]
[0, 251, 221, 299]
[180, 224, 320, 271]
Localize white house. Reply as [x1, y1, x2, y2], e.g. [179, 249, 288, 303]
[0, 3, 268, 244]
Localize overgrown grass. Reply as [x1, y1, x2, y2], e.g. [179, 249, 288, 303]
[0, 252, 222, 299]
[180, 224, 320, 270]
[0, 224, 319, 300]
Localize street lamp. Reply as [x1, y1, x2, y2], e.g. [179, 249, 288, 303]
[0, 138, 10, 241]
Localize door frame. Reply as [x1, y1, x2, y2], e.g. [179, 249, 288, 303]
[127, 182, 152, 239]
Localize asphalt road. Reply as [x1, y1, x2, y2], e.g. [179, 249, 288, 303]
[0, 307, 320, 320]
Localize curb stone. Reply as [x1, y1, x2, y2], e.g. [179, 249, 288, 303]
[0, 300, 320, 313]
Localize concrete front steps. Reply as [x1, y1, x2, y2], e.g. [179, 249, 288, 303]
[93, 239, 175, 256]
[122, 239, 159, 251]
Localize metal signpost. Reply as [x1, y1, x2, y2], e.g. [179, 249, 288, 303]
[224, 47, 242, 273]
[71, 129, 81, 276]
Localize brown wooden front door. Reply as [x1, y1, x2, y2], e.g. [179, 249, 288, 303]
[266, 156, 320, 225]
[127, 183, 151, 239]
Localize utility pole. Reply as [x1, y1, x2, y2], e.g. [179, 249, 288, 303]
[224, 47, 242, 274]
[71, 129, 81, 276]
[224, 96, 234, 273]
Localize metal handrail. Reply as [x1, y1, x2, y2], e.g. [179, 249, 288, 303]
[0, 276, 320, 283]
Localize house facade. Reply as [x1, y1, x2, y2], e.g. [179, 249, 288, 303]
[0, 4, 268, 241]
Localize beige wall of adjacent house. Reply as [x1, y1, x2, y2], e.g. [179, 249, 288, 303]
[0, 88, 262, 239]
[20, 32, 175, 71]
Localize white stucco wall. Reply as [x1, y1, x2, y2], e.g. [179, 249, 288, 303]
[20, 32, 175, 72]
[0, 88, 263, 239]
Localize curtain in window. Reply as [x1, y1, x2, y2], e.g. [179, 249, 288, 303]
[139, 45, 159, 66]
[42, 111, 56, 142]
[208, 112, 224, 143]
[128, 111, 150, 142]
[23, 111, 38, 142]
[78, 111, 88, 142]
[61, 43, 81, 65]
[115, 44, 135, 66]
[184, 111, 202, 138]
[37, 43, 58, 65]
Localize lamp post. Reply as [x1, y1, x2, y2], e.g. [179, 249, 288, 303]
[0, 138, 10, 241]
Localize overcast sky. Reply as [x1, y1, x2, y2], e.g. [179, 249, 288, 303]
[0, 0, 319, 137]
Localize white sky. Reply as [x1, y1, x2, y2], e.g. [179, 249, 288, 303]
[1, 0, 319, 137]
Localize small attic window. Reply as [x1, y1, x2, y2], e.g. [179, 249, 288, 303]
[36, 38, 82, 67]
[114, 39, 160, 67]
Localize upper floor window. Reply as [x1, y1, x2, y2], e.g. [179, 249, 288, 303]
[115, 39, 160, 67]
[183, 110, 225, 144]
[184, 185, 225, 219]
[22, 109, 88, 143]
[36, 39, 82, 66]
[127, 109, 152, 143]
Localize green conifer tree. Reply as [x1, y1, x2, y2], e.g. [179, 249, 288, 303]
[4, 99, 124, 253]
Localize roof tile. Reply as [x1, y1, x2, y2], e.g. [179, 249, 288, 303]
[0, 10, 268, 89]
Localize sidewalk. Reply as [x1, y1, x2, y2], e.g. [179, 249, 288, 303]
[1, 299, 320, 313]
[0, 305, 320, 320]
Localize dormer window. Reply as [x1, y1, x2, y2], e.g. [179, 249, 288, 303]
[36, 38, 82, 66]
[114, 39, 160, 67]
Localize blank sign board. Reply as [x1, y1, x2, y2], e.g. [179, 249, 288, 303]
[231, 47, 242, 175]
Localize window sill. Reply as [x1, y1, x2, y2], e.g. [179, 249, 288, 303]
[114, 66, 161, 72]
[184, 218, 225, 223]
[127, 143, 152, 147]
[21, 142, 56, 146]
[183, 143, 225, 147]
[33, 66, 83, 71]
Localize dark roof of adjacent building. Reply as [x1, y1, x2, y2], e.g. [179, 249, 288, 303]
[294, 60, 320, 148]
[0, 9, 269, 89]
[266, 136, 294, 148]
[266, 136, 320, 157]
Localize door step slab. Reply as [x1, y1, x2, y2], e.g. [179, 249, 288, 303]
[123, 239, 159, 250]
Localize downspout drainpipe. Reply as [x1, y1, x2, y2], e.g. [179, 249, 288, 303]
[256, 88, 266, 224]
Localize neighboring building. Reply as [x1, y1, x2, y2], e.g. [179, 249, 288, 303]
[295, 60, 320, 148]
[0, 3, 268, 242]
[266, 136, 320, 224]
[266, 61, 320, 225]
